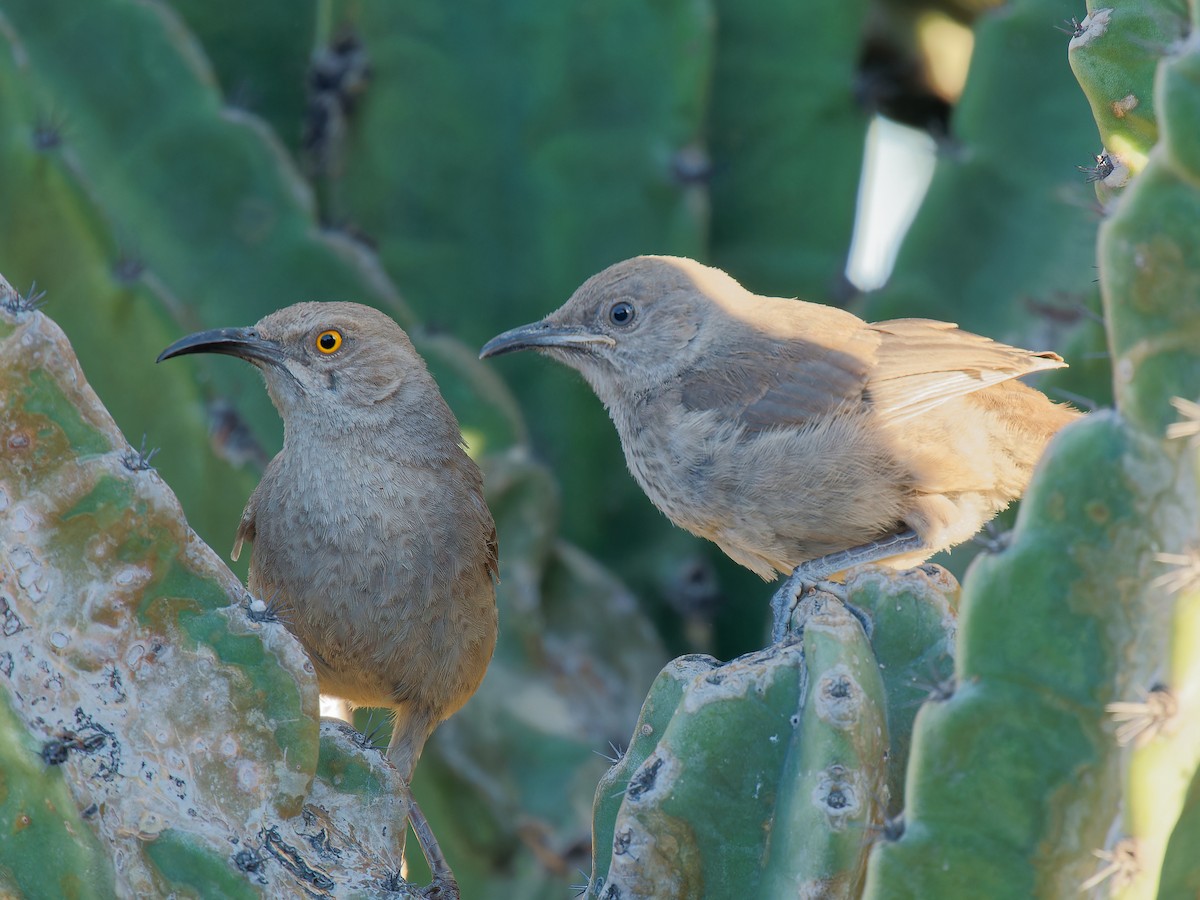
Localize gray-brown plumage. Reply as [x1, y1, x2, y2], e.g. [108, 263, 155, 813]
[160, 302, 497, 892]
[481, 256, 1078, 638]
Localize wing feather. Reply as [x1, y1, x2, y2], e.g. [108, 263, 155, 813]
[867, 319, 1065, 423]
[678, 311, 1065, 432]
[679, 304, 877, 432]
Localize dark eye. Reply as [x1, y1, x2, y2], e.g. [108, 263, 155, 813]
[609, 301, 635, 326]
[316, 329, 343, 354]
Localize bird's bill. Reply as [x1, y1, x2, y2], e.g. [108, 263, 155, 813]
[156, 327, 287, 367]
[479, 321, 615, 359]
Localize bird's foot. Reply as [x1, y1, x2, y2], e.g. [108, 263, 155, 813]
[418, 876, 460, 900]
[769, 571, 843, 643]
[770, 531, 927, 643]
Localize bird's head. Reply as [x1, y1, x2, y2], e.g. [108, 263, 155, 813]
[158, 301, 443, 432]
[480, 256, 741, 399]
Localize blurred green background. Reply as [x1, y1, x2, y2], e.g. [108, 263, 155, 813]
[0, 0, 1111, 893]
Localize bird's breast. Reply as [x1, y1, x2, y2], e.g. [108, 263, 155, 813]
[610, 394, 742, 534]
[255, 446, 481, 585]
[246, 443, 496, 705]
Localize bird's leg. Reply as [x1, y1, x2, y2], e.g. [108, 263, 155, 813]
[395, 779, 459, 900]
[769, 529, 926, 643]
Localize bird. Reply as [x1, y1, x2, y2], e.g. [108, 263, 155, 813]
[480, 256, 1079, 641]
[159, 301, 498, 895]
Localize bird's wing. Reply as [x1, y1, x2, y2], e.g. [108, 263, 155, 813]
[485, 521, 500, 583]
[679, 312, 878, 432]
[470, 487, 500, 583]
[231, 494, 257, 562]
[678, 313, 1064, 433]
[866, 319, 1066, 424]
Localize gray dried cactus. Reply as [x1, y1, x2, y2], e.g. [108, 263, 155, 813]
[0, 276, 427, 897]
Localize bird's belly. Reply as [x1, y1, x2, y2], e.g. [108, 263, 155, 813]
[620, 408, 915, 575]
[249, 552, 411, 704]
[248, 481, 496, 711]
[253, 555, 495, 711]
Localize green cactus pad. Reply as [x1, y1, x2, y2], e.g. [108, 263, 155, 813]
[762, 595, 889, 897]
[1067, 3, 1188, 176]
[593, 596, 892, 898]
[590, 654, 720, 892]
[0, 689, 117, 899]
[863, 409, 1179, 899]
[839, 565, 959, 810]
[1157, 754, 1200, 898]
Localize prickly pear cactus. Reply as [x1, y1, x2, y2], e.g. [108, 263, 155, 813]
[588, 569, 958, 899]
[0, 281, 433, 897]
[861, 2, 1200, 897]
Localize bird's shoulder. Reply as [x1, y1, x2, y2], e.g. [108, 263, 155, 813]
[231, 455, 285, 561]
[678, 298, 878, 432]
[677, 301, 1067, 433]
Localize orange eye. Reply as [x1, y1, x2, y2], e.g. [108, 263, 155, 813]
[316, 329, 343, 354]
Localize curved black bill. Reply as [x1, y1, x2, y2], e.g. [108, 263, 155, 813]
[479, 322, 615, 359]
[157, 327, 286, 366]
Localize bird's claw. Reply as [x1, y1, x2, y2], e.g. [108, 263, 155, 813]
[418, 877, 460, 900]
[769, 573, 844, 643]
[769, 583, 802, 643]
